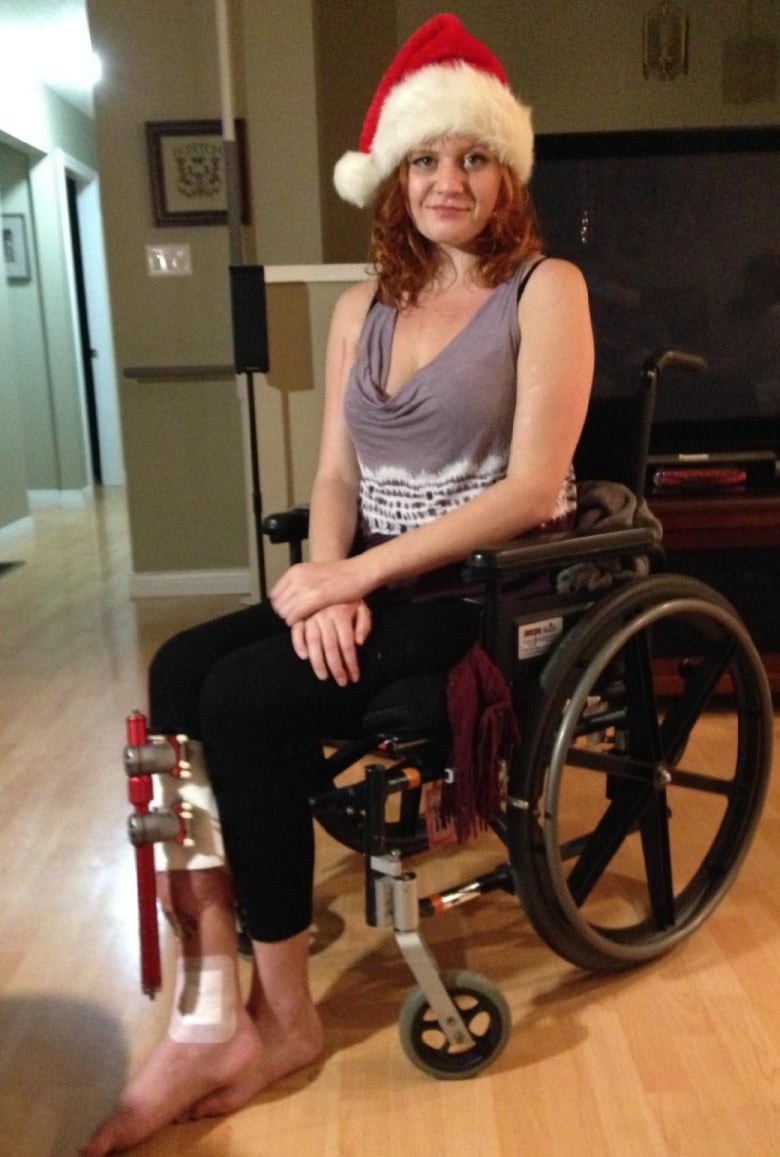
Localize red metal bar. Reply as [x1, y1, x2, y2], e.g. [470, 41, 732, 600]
[127, 709, 148, 747]
[126, 711, 161, 998]
[134, 841, 162, 997]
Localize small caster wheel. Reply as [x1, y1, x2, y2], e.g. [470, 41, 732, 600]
[398, 969, 511, 1080]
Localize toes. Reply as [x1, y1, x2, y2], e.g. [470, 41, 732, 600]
[187, 1083, 252, 1120]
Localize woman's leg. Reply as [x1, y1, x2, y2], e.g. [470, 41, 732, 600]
[181, 929, 324, 1121]
[198, 597, 483, 943]
[80, 873, 326, 1153]
[83, 597, 481, 1152]
[80, 868, 261, 1155]
[82, 605, 292, 1155]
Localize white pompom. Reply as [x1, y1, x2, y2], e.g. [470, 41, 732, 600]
[333, 150, 380, 208]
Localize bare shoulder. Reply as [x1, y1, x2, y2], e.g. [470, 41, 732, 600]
[518, 257, 590, 330]
[324, 277, 378, 385]
[524, 256, 588, 301]
[331, 277, 378, 333]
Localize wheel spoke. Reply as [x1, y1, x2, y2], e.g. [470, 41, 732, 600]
[659, 639, 737, 760]
[623, 629, 662, 764]
[638, 792, 676, 928]
[565, 783, 650, 905]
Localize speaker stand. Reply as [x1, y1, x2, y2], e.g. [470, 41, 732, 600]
[244, 369, 268, 602]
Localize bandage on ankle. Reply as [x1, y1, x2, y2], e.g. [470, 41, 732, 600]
[168, 954, 237, 1044]
[153, 740, 226, 872]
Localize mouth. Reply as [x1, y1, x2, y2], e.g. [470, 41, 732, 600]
[427, 204, 470, 217]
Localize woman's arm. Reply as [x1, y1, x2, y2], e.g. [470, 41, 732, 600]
[287, 279, 376, 683]
[305, 282, 372, 563]
[272, 258, 594, 624]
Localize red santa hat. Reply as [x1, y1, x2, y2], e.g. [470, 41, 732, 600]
[334, 13, 534, 208]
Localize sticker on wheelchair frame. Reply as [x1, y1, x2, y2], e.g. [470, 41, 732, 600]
[423, 780, 457, 849]
[517, 616, 563, 660]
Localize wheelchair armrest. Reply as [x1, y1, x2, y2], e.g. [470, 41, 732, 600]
[262, 506, 310, 545]
[262, 506, 659, 584]
[464, 525, 660, 579]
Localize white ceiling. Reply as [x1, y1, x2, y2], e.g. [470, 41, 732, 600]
[0, 0, 95, 117]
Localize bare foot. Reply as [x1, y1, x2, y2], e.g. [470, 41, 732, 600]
[80, 1007, 264, 1156]
[183, 999, 324, 1120]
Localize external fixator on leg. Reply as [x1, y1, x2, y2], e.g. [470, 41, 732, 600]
[124, 710, 226, 998]
[125, 710, 226, 870]
[126, 716, 194, 849]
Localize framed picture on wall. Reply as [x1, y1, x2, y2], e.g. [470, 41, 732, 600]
[145, 119, 251, 227]
[2, 213, 31, 281]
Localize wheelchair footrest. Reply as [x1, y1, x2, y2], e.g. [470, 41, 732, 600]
[310, 756, 440, 813]
[419, 863, 516, 917]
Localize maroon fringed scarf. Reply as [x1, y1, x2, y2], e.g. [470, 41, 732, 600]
[442, 641, 522, 842]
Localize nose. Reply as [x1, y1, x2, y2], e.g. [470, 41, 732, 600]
[434, 159, 467, 194]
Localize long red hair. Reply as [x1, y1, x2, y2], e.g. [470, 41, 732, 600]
[369, 162, 542, 309]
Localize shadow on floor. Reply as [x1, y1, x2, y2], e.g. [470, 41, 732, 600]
[0, 995, 129, 1157]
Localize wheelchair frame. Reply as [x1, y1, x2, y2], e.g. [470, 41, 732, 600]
[125, 352, 773, 1079]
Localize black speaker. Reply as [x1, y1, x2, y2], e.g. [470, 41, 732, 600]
[230, 265, 269, 373]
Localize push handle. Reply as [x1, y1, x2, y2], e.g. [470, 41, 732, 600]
[647, 349, 708, 376]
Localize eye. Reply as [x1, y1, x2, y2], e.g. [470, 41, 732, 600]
[408, 153, 436, 170]
[463, 151, 490, 170]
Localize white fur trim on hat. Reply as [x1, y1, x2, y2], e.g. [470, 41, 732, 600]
[334, 61, 533, 208]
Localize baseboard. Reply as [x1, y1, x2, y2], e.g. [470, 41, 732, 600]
[129, 568, 251, 598]
[0, 514, 34, 546]
[27, 489, 92, 508]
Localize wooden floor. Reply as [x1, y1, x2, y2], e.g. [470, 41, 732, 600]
[1, 489, 779, 1157]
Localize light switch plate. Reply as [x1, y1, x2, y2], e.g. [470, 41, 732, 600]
[146, 243, 192, 276]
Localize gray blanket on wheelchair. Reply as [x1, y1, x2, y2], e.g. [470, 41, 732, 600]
[556, 479, 663, 593]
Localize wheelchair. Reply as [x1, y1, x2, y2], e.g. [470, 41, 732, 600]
[125, 351, 773, 1081]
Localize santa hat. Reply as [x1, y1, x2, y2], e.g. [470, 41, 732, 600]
[334, 13, 534, 208]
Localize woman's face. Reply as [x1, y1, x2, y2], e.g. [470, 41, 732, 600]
[404, 135, 504, 252]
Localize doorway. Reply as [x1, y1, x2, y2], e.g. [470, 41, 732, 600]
[63, 162, 124, 488]
[67, 174, 101, 482]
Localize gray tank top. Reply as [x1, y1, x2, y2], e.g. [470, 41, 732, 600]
[344, 260, 576, 543]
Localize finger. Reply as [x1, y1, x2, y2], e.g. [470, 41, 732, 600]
[302, 621, 330, 681]
[291, 621, 308, 661]
[306, 611, 353, 686]
[332, 618, 360, 684]
[354, 601, 372, 645]
[319, 619, 351, 687]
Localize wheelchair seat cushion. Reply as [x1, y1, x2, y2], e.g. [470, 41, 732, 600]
[361, 673, 449, 738]
[361, 642, 521, 843]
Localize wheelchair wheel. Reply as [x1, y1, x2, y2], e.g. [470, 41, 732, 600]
[399, 969, 511, 1079]
[511, 574, 772, 973]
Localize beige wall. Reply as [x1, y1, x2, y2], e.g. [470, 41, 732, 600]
[85, 0, 778, 588]
[87, 0, 323, 582]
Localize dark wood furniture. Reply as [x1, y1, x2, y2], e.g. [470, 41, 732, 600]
[651, 490, 780, 692]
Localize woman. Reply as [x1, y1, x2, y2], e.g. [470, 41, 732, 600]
[83, 14, 593, 1155]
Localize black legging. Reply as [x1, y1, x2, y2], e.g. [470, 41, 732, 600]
[148, 596, 481, 942]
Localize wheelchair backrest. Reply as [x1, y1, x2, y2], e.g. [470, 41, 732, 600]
[573, 378, 656, 500]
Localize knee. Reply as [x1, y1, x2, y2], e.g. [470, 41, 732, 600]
[199, 651, 285, 745]
[148, 630, 193, 701]
[148, 628, 212, 737]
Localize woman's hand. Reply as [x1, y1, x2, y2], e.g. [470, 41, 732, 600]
[270, 558, 371, 626]
[291, 601, 372, 685]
